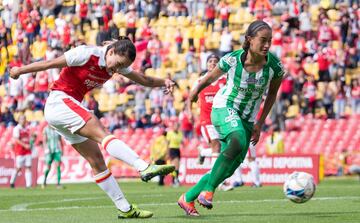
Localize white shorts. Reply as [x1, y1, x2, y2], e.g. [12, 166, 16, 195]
[44, 91, 91, 145]
[247, 142, 257, 158]
[200, 124, 220, 144]
[16, 155, 32, 168]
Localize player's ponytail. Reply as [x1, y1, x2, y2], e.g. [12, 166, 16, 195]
[243, 20, 272, 52]
[104, 36, 137, 62]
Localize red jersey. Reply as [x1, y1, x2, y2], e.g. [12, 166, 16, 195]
[13, 124, 31, 156]
[51, 46, 132, 102]
[197, 74, 226, 125]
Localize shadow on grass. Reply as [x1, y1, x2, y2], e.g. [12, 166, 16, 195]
[156, 211, 359, 220]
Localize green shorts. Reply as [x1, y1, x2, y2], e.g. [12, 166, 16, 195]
[45, 152, 62, 165]
[211, 107, 253, 146]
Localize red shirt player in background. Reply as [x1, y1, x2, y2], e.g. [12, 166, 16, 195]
[10, 36, 175, 219]
[9, 115, 33, 188]
[192, 54, 225, 165]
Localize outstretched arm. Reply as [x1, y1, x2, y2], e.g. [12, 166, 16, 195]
[189, 66, 224, 102]
[119, 70, 175, 94]
[10, 56, 67, 79]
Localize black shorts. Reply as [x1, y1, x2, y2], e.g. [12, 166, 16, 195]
[169, 148, 181, 160]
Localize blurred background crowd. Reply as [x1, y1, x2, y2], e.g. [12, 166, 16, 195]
[0, 0, 359, 176]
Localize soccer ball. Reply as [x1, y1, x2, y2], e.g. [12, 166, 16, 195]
[283, 171, 316, 203]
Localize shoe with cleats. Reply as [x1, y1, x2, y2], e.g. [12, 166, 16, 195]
[140, 164, 175, 182]
[197, 191, 214, 209]
[178, 194, 200, 216]
[118, 204, 153, 219]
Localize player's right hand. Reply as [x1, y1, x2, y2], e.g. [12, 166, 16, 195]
[10, 67, 21, 79]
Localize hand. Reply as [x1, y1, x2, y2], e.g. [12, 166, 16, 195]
[250, 122, 262, 145]
[163, 79, 175, 94]
[189, 90, 198, 103]
[10, 67, 21, 79]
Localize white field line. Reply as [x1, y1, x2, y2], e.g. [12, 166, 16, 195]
[2, 196, 360, 213]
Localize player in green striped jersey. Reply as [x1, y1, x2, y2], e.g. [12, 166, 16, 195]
[178, 20, 285, 215]
[42, 125, 64, 188]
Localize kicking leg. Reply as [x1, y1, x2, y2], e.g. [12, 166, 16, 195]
[72, 139, 152, 218]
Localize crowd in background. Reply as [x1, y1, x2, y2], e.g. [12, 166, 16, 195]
[0, 0, 359, 142]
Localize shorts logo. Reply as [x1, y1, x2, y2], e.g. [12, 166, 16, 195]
[231, 120, 238, 127]
[225, 108, 240, 123]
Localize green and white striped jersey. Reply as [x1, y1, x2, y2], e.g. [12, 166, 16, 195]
[213, 49, 284, 122]
[44, 126, 62, 153]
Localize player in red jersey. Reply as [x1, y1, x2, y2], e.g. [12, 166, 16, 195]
[194, 54, 226, 164]
[10, 37, 175, 219]
[9, 115, 33, 188]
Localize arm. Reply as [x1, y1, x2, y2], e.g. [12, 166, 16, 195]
[257, 78, 282, 125]
[251, 77, 283, 144]
[10, 56, 67, 80]
[119, 70, 175, 94]
[189, 66, 225, 102]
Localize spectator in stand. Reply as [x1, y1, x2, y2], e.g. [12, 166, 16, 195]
[149, 87, 164, 110]
[351, 78, 360, 114]
[299, 3, 312, 40]
[322, 83, 335, 119]
[205, 1, 216, 32]
[179, 107, 193, 139]
[135, 87, 147, 119]
[147, 34, 162, 69]
[117, 111, 129, 130]
[31, 35, 47, 62]
[1, 107, 16, 127]
[35, 70, 49, 100]
[102, 0, 114, 30]
[335, 80, 347, 119]
[218, 0, 231, 29]
[280, 73, 294, 105]
[185, 46, 197, 74]
[315, 46, 332, 82]
[219, 27, 233, 57]
[9, 115, 33, 188]
[175, 28, 183, 54]
[79, 0, 89, 35]
[125, 4, 137, 42]
[318, 19, 336, 47]
[151, 107, 165, 127]
[302, 75, 317, 115]
[271, 22, 283, 58]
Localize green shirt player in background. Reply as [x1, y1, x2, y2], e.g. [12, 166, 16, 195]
[42, 125, 64, 189]
[178, 20, 285, 216]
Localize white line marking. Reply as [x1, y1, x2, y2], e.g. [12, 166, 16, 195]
[3, 196, 359, 213]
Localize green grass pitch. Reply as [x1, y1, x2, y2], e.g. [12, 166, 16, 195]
[0, 177, 359, 223]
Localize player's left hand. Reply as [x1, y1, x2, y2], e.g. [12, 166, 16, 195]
[163, 79, 175, 94]
[250, 122, 262, 145]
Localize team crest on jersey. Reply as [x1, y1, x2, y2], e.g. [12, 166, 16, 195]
[226, 56, 237, 66]
[246, 77, 257, 84]
[258, 77, 265, 85]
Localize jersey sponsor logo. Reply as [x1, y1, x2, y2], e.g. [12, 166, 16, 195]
[236, 86, 264, 93]
[84, 79, 102, 89]
[204, 95, 214, 103]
